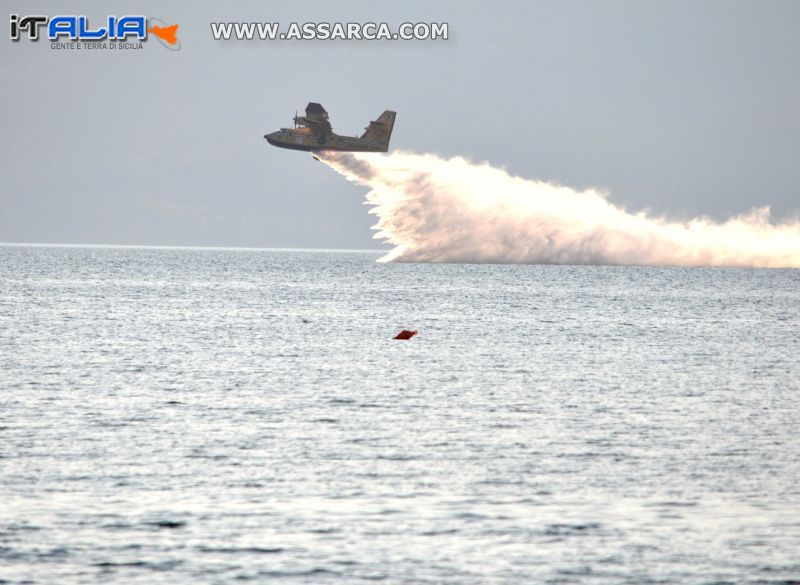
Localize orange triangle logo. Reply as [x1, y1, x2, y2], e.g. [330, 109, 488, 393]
[149, 24, 179, 45]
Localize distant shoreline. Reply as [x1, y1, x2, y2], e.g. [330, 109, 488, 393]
[0, 242, 387, 253]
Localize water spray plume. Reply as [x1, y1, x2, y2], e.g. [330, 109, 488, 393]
[320, 151, 800, 268]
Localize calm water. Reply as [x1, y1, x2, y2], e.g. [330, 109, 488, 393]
[1, 245, 798, 584]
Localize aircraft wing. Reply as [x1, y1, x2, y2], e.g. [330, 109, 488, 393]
[303, 117, 332, 135]
[301, 102, 332, 135]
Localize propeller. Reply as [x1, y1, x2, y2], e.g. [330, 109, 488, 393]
[294, 110, 297, 128]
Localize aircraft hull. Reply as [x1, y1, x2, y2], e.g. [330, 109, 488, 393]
[264, 131, 387, 153]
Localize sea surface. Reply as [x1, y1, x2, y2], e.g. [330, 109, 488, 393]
[1, 244, 798, 584]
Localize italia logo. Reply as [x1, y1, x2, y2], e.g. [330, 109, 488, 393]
[9, 14, 180, 49]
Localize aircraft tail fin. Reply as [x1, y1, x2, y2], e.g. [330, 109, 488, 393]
[361, 110, 396, 150]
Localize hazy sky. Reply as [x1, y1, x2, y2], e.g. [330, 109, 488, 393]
[2, 0, 798, 249]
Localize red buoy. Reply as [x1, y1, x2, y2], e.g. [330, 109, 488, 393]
[393, 329, 418, 340]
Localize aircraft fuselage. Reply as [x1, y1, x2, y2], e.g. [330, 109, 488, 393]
[264, 128, 388, 152]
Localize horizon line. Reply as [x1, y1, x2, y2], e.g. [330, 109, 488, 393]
[0, 242, 387, 253]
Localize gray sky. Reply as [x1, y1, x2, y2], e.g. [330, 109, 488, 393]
[2, 0, 799, 249]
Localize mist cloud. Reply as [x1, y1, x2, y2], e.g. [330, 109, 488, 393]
[320, 151, 800, 267]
